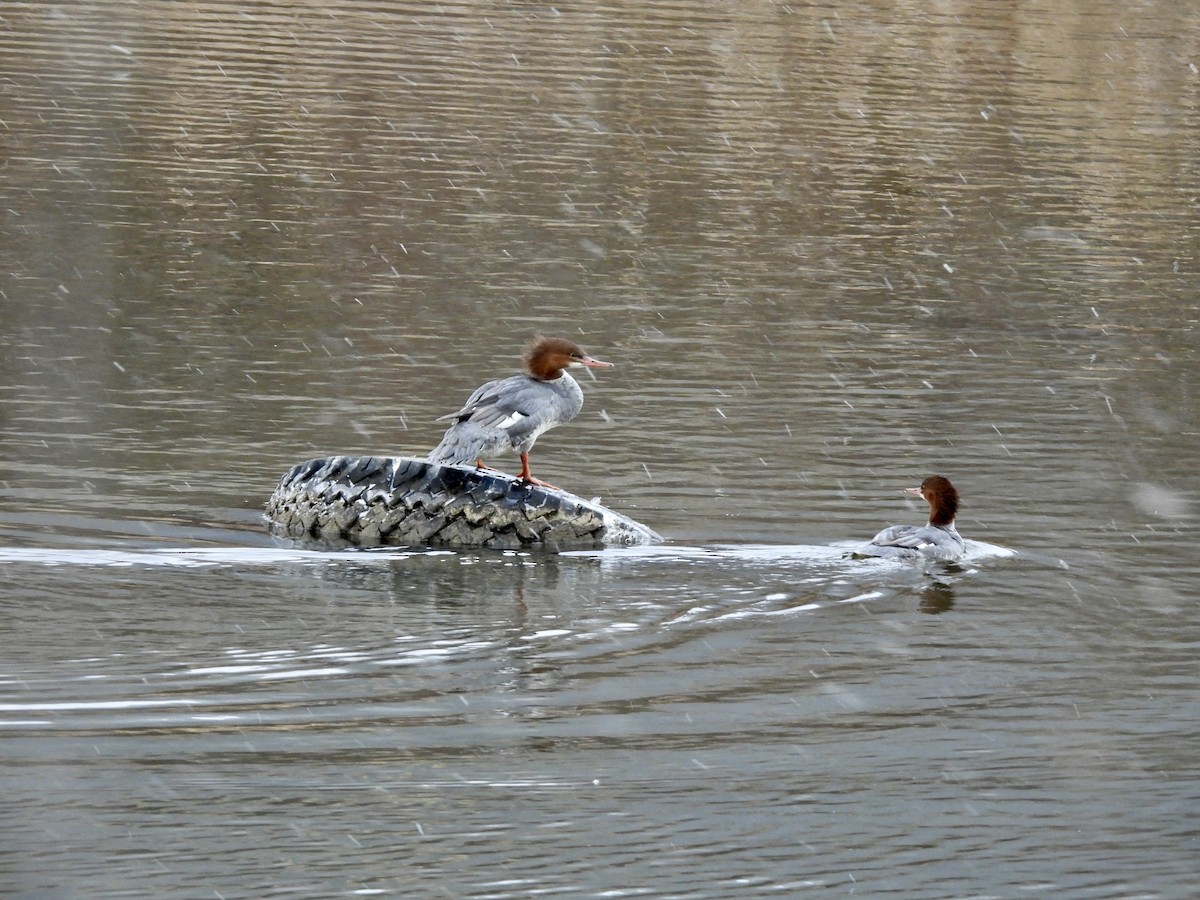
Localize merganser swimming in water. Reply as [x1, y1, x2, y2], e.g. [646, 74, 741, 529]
[857, 475, 965, 561]
[427, 336, 612, 489]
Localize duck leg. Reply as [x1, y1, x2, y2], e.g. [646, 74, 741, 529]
[517, 452, 558, 490]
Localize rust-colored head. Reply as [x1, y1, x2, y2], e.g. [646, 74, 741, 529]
[905, 475, 959, 526]
[523, 336, 612, 381]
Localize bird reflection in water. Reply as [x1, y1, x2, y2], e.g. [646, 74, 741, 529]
[918, 579, 956, 614]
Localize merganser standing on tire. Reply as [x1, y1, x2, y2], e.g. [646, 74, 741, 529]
[858, 475, 965, 561]
[427, 336, 612, 489]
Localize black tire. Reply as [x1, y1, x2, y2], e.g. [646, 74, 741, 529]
[265, 456, 661, 550]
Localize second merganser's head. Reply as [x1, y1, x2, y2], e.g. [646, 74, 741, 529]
[905, 475, 959, 527]
[523, 336, 613, 381]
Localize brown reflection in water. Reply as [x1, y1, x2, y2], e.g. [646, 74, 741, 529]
[918, 579, 956, 615]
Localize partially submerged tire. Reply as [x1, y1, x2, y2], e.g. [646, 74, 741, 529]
[265, 455, 661, 550]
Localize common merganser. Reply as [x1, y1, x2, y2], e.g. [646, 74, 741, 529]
[427, 336, 612, 489]
[857, 475, 965, 561]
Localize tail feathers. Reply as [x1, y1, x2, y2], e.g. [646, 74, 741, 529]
[427, 441, 475, 465]
[429, 419, 514, 466]
[428, 428, 487, 465]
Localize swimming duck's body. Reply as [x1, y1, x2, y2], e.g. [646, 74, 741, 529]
[858, 475, 965, 561]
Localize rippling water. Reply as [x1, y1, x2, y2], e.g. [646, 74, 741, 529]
[2, 1, 1198, 897]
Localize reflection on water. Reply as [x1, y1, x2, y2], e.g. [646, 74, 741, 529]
[2, 0, 1199, 897]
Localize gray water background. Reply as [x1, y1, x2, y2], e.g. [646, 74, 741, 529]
[1, 1, 1197, 897]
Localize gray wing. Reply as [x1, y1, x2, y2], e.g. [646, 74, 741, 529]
[870, 524, 963, 561]
[870, 524, 927, 548]
[437, 375, 558, 442]
[437, 376, 527, 427]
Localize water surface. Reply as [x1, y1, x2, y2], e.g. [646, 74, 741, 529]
[2, 1, 1198, 897]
